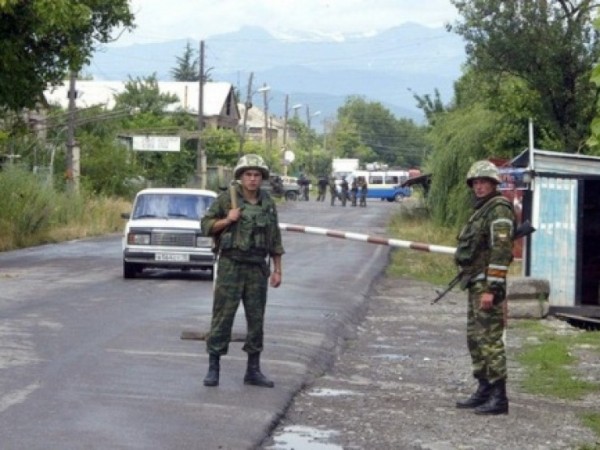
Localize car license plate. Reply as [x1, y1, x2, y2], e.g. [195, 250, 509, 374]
[155, 253, 189, 262]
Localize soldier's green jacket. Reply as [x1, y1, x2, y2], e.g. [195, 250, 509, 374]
[455, 192, 515, 296]
[201, 184, 285, 262]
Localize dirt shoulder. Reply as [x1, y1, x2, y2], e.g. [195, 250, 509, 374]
[264, 276, 600, 450]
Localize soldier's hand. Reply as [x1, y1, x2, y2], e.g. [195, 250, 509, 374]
[480, 292, 494, 310]
[270, 271, 281, 288]
[227, 208, 241, 222]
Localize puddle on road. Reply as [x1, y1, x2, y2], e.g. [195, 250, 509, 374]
[309, 388, 361, 397]
[266, 425, 342, 450]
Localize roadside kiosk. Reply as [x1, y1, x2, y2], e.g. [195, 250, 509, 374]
[509, 148, 600, 316]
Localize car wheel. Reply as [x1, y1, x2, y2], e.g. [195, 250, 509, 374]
[123, 261, 138, 279]
[285, 191, 298, 201]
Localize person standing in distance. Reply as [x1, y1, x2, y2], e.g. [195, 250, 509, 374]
[329, 175, 338, 206]
[200, 154, 284, 388]
[316, 175, 328, 202]
[359, 177, 368, 207]
[455, 160, 515, 415]
[340, 176, 349, 207]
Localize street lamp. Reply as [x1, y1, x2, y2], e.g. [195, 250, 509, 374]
[292, 103, 302, 119]
[306, 106, 321, 130]
[283, 100, 303, 147]
[305, 107, 321, 175]
[257, 84, 271, 149]
[283, 98, 302, 177]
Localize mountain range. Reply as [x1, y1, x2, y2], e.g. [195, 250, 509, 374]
[86, 23, 466, 125]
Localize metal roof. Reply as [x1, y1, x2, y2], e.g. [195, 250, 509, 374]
[511, 148, 600, 177]
[44, 81, 236, 117]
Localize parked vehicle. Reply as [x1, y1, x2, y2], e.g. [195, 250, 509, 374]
[332, 158, 360, 178]
[121, 188, 217, 279]
[351, 170, 411, 202]
[261, 174, 300, 201]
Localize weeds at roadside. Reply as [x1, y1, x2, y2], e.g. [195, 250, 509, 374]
[0, 166, 130, 251]
[513, 320, 600, 400]
[386, 201, 456, 286]
[579, 415, 600, 449]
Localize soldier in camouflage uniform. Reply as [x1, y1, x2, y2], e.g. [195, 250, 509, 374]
[200, 154, 284, 388]
[340, 177, 349, 207]
[358, 177, 368, 207]
[329, 176, 338, 206]
[454, 160, 515, 415]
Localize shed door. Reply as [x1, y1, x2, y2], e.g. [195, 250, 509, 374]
[530, 177, 578, 307]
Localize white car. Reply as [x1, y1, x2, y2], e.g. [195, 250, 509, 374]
[121, 188, 217, 279]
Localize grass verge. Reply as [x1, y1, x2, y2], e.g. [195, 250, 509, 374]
[513, 320, 600, 399]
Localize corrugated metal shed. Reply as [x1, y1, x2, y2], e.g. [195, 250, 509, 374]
[511, 148, 600, 315]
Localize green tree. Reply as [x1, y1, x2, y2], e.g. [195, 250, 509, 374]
[114, 74, 179, 115]
[412, 88, 447, 126]
[0, 0, 134, 111]
[286, 118, 323, 175]
[426, 103, 507, 228]
[449, 0, 600, 152]
[78, 132, 135, 196]
[203, 128, 239, 166]
[328, 116, 374, 161]
[171, 42, 199, 81]
[423, 69, 540, 227]
[335, 97, 429, 167]
[114, 76, 200, 187]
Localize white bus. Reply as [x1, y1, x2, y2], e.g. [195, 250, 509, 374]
[350, 170, 411, 202]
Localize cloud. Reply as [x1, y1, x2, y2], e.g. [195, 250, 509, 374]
[112, 0, 458, 46]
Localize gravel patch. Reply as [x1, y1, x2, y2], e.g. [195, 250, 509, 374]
[263, 276, 600, 450]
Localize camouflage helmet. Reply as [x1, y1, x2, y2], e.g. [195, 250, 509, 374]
[233, 153, 269, 180]
[466, 160, 501, 187]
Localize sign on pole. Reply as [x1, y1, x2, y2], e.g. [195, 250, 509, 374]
[133, 136, 181, 152]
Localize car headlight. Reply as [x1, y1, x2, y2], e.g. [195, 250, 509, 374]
[127, 232, 151, 245]
[196, 236, 212, 247]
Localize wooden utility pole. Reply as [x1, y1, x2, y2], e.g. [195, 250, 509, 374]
[282, 94, 289, 176]
[197, 40, 206, 188]
[283, 94, 289, 148]
[261, 83, 269, 147]
[66, 70, 79, 192]
[238, 72, 253, 158]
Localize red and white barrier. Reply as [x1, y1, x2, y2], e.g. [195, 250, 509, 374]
[279, 223, 456, 255]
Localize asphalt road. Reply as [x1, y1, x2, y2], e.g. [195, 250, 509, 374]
[0, 197, 398, 450]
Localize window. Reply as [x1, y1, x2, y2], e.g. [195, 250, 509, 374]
[370, 175, 383, 185]
[133, 194, 215, 220]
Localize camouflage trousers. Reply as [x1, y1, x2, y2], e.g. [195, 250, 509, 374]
[316, 188, 326, 201]
[206, 256, 269, 356]
[466, 286, 507, 383]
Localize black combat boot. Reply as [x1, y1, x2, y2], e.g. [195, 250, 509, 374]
[474, 379, 509, 415]
[456, 377, 492, 409]
[203, 354, 220, 387]
[243, 353, 274, 388]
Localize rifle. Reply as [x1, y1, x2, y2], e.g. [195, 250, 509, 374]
[431, 220, 536, 305]
[431, 272, 463, 304]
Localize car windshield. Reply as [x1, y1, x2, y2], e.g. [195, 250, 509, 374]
[132, 193, 215, 220]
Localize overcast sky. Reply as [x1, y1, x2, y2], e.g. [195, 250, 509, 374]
[111, 0, 459, 46]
